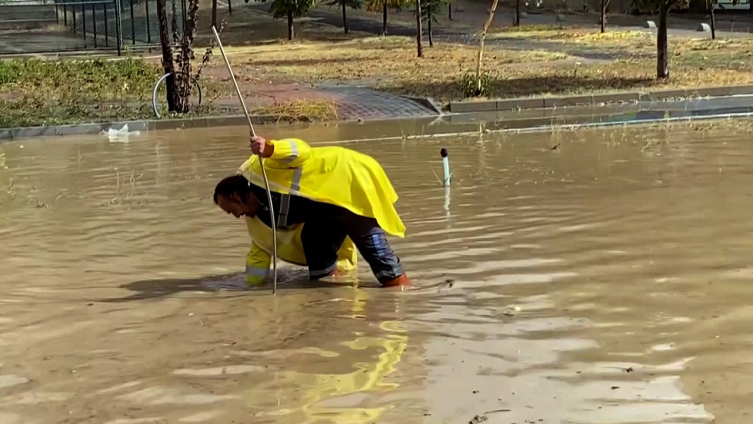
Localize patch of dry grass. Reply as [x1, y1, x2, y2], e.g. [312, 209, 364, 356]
[209, 30, 753, 103]
[489, 24, 580, 33]
[384, 54, 753, 101]
[252, 99, 338, 122]
[489, 27, 753, 54]
[489, 27, 655, 47]
[375, 29, 752, 101]
[216, 36, 567, 84]
[198, 8, 753, 110]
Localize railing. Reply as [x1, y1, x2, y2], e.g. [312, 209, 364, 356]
[0, 0, 188, 55]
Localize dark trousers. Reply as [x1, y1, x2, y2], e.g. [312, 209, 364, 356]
[300, 204, 404, 285]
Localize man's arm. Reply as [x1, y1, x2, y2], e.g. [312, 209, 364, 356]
[251, 135, 311, 168]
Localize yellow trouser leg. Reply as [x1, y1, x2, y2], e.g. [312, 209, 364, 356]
[246, 241, 271, 286]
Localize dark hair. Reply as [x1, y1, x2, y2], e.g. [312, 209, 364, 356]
[213, 175, 251, 204]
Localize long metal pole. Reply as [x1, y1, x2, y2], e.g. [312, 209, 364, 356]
[211, 26, 279, 294]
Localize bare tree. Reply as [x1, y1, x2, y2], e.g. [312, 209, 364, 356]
[156, 0, 177, 111]
[415, 0, 423, 57]
[600, 0, 611, 33]
[212, 0, 217, 27]
[709, 1, 716, 39]
[421, 0, 444, 47]
[366, 0, 407, 36]
[325, 0, 363, 34]
[270, 0, 318, 40]
[657, 0, 669, 78]
[475, 0, 501, 92]
[155, 0, 211, 113]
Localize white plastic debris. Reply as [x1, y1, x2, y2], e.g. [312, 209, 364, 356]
[103, 124, 140, 142]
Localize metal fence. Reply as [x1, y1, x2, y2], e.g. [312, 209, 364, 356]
[0, 0, 188, 55]
[58, 0, 188, 53]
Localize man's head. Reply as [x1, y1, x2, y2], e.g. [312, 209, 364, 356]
[213, 175, 261, 219]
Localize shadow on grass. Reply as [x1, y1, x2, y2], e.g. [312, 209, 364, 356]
[192, 4, 372, 48]
[673, 52, 753, 72]
[388, 74, 658, 100]
[195, 26, 369, 47]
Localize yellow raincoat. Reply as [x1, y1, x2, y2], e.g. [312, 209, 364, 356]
[237, 138, 405, 237]
[237, 138, 405, 285]
[243, 215, 357, 285]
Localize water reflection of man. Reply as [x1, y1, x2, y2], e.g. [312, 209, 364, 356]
[214, 135, 410, 288]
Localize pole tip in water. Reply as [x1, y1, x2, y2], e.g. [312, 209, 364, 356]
[440, 148, 448, 158]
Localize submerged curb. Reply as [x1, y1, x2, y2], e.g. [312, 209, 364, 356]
[0, 95, 443, 142]
[0, 114, 282, 142]
[1, 86, 752, 142]
[447, 84, 753, 113]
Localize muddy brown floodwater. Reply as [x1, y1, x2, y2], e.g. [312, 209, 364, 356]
[2, 120, 753, 424]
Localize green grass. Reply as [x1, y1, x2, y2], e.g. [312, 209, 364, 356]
[0, 58, 237, 127]
[0, 58, 161, 100]
[0, 97, 220, 128]
[0, 58, 164, 127]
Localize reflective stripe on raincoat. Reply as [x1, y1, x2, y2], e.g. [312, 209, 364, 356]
[237, 138, 406, 238]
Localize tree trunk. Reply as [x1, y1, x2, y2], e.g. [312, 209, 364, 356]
[342, 2, 348, 33]
[382, 3, 387, 35]
[514, 0, 520, 26]
[427, 3, 433, 47]
[416, 0, 423, 57]
[287, 11, 294, 40]
[600, 0, 606, 33]
[211, 0, 217, 27]
[710, 6, 716, 39]
[174, 0, 197, 113]
[476, 0, 500, 92]
[657, 0, 669, 79]
[156, 0, 178, 111]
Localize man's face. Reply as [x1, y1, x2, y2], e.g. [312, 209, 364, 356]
[217, 192, 260, 219]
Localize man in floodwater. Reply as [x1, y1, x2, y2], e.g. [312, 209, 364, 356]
[214, 135, 410, 288]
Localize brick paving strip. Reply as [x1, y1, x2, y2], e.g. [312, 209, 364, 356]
[317, 86, 440, 120]
[212, 84, 441, 121]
